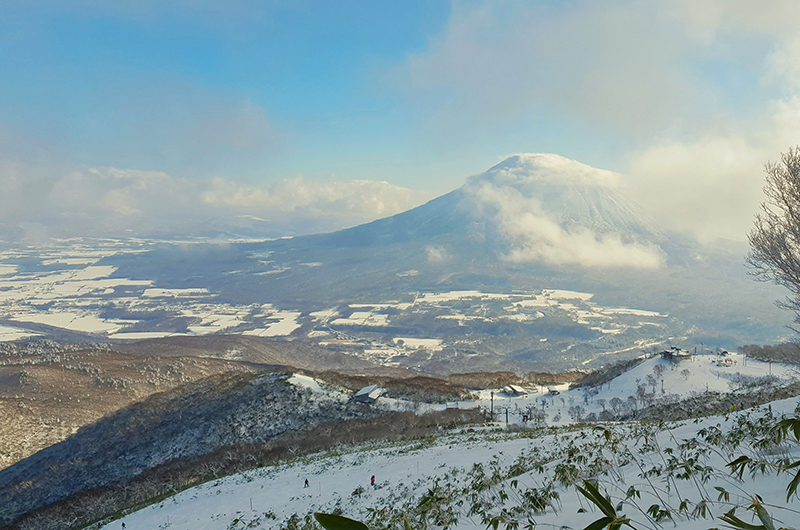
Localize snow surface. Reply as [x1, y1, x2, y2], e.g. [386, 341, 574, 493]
[115, 398, 800, 530]
[370, 353, 799, 427]
[393, 338, 443, 350]
[0, 239, 670, 354]
[0, 325, 40, 341]
[243, 311, 302, 337]
[331, 312, 390, 327]
[415, 291, 513, 303]
[0, 242, 311, 341]
[310, 309, 339, 322]
[143, 288, 211, 298]
[113, 357, 800, 530]
[12, 312, 126, 333]
[0, 265, 18, 276]
[109, 331, 180, 340]
[287, 374, 325, 394]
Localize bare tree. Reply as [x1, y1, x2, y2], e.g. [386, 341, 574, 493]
[653, 364, 666, 379]
[610, 397, 622, 416]
[531, 409, 546, 427]
[748, 147, 800, 328]
[636, 384, 648, 406]
[646, 374, 657, 393]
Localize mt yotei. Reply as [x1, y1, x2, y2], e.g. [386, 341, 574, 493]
[1, 154, 791, 372]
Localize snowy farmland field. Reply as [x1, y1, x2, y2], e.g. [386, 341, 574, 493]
[0, 238, 692, 373]
[0, 239, 310, 341]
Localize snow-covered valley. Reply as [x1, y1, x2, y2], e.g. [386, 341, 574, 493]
[0, 236, 793, 374]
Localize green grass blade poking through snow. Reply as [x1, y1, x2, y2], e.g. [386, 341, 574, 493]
[314, 513, 370, 530]
[575, 480, 636, 530]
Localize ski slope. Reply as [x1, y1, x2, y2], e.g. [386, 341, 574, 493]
[395, 352, 798, 426]
[114, 399, 800, 530]
[106, 353, 800, 530]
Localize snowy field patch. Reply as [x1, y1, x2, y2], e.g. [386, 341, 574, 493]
[143, 288, 211, 298]
[393, 338, 443, 350]
[109, 331, 178, 340]
[0, 325, 40, 341]
[11, 312, 125, 333]
[243, 311, 302, 337]
[331, 312, 390, 327]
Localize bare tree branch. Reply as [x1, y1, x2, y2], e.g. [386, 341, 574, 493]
[748, 147, 800, 328]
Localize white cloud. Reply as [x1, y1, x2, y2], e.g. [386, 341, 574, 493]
[0, 159, 427, 239]
[425, 245, 450, 263]
[625, 92, 800, 243]
[626, 136, 766, 243]
[504, 222, 665, 269]
[392, 1, 711, 136]
[51, 166, 185, 217]
[765, 37, 800, 93]
[202, 176, 427, 219]
[103, 83, 283, 176]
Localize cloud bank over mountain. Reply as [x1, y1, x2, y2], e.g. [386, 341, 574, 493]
[1, 151, 669, 274]
[388, 1, 800, 244]
[0, 161, 428, 240]
[5, 2, 800, 246]
[202, 176, 424, 218]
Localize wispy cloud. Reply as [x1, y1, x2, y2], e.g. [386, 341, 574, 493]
[624, 4, 800, 243]
[391, 2, 709, 136]
[74, 80, 284, 177]
[425, 245, 450, 263]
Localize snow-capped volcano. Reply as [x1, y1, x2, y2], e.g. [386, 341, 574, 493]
[460, 153, 665, 268]
[321, 153, 665, 269]
[479, 153, 623, 188]
[470, 154, 658, 236]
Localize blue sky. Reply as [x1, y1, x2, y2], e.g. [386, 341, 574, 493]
[2, 1, 800, 241]
[1, 2, 460, 188]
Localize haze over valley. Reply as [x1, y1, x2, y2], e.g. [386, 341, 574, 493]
[0, 154, 791, 375]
